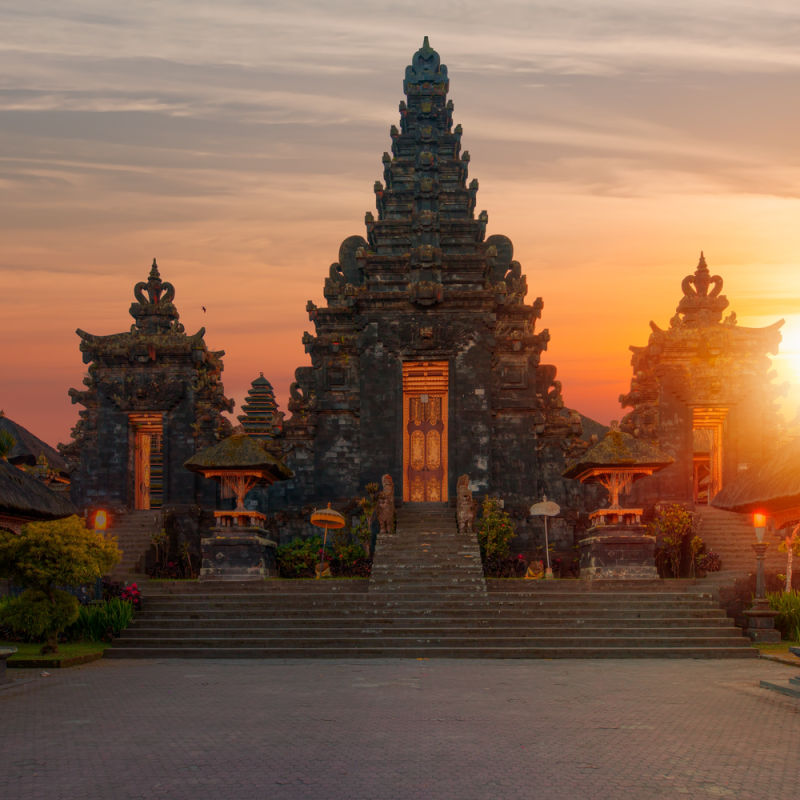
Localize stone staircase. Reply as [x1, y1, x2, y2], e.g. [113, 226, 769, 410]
[106, 504, 755, 659]
[108, 510, 161, 581]
[369, 503, 485, 595]
[695, 506, 785, 587]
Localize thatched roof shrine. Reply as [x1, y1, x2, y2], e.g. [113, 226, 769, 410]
[185, 432, 293, 482]
[0, 460, 77, 521]
[563, 427, 673, 483]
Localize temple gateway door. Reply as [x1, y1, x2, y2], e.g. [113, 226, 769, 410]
[129, 413, 164, 510]
[402, 361, 448, 503]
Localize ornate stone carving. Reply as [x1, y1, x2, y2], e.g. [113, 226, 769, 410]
[676, 252, 729, 326]
[376, 474, 395, 535]
[456, 474, 476, 535]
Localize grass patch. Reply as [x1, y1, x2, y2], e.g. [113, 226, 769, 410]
[2, 640, 108, 666]
[753, 640, 800, 654]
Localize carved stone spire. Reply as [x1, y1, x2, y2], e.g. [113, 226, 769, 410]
[675, 251, 729, 326]
[129, 258, 181, 333]
[238, 373, 283, 441]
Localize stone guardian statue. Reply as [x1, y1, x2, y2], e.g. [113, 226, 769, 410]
[376, 474, 395, 535]
[456, 474, 476, 535]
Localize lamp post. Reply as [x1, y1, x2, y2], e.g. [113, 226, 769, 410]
[93, 509, 108, 533]
[753, 512, 767, 601]
[743, 511, 780, 642]
[93, 509, 109, 600]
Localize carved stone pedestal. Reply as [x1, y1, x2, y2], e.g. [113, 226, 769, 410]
[743, 600, 781, 643]
[200, 527, 277, 580]
[579, 523, 658, 579]
[0, 647, 17, 684]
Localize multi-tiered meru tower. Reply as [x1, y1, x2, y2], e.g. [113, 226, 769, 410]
[269, 39, 591, 536]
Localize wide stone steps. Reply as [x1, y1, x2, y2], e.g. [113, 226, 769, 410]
[125, 619, 735, 633]
[114, 632, 747, 648]
[106, 645, 753, 659]
[105, 505, 755, 659]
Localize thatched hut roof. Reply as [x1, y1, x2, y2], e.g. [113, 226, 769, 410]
[184, 433, 293, 483]
[563, 428, 673, 481]
[712, 439, 800, 523]
[0, 460, 77, 520]
[0, 412, 70, 475]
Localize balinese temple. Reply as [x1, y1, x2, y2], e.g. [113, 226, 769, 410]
[619, 253, 783, 506]
[267, 38, 590, 535]
[64, 259, 233, 511]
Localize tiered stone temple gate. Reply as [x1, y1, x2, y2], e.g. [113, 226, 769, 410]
[620, 253, 783, 507]
[64, 259, 233, 512]
[267, 38, 592, 538]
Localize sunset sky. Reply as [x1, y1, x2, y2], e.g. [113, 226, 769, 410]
[2, 1, 800, 448]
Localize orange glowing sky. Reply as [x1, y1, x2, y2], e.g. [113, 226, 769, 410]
[2, 2, 800, 448]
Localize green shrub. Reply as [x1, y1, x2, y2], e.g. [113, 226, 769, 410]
[276, 535, 323, 578]
[65, 598, 135, 642]
[477, 497, 515, 574]
[0, 515, 120, 652]
[0, 589, 79, 649]
[330, 542, 371, 577]
[648, 503, 695, 578]
[767, 589, 800, 641]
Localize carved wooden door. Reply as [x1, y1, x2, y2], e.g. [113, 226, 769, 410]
[407, 396, 444, 502]
[135, 431, 151, 510]
[130, 413, 164, 510]
[402, 361, 448, 503]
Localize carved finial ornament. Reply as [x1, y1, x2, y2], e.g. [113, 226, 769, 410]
[130, 258, 180, 333]
[675, 251, 729, 326]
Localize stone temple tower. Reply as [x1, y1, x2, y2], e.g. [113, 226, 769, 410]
[620, 253, 783, 506]
[270, 39, 590, 535]
[64, 259, 233, 511]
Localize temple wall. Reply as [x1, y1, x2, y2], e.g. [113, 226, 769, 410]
[358, 326, 403, 495]
[312, 411, 361, 501]
[450, 330, 493, 497]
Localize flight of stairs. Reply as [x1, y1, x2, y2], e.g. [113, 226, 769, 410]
[695, 506, 785, 585]
[369, 504, 486, 596]
[106, 505, 754, 659]
[108, 510, 162, 581]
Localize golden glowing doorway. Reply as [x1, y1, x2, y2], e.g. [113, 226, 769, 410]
[130, 413, 164, 510]
[692, 407, 727, 504]
[402, 361, 448, 503]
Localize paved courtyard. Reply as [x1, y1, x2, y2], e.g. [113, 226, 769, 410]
[1, 657, 799, 799]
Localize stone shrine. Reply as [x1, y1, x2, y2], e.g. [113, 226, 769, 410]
[63, 259, 233, 511]
[620, 253, 783, 506]
[267, 38, 591, 539]
[563, 425, 672, 579]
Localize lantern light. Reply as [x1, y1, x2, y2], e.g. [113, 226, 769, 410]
[753, 512, 766, 543]
[94, 509, 108, 532]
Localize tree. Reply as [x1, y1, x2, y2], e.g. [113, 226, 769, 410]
[477, 497, 515, 572]
[779, 523, 800, 593]
[0, 515, 120, 653]
[648, 503, 694, 578]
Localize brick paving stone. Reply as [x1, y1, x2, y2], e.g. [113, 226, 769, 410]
[1, 658, 800, 799]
